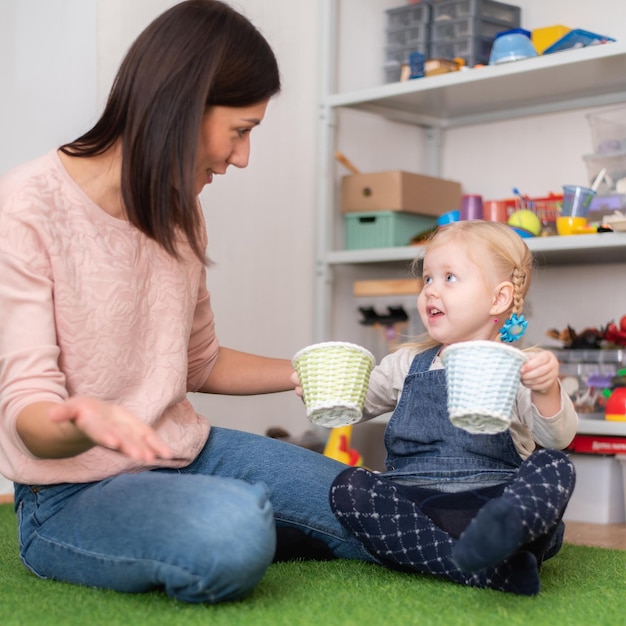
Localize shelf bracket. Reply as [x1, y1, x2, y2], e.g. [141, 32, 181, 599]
[425, 125, 442, 178]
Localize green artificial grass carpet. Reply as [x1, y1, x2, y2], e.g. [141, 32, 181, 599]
[0, 504, 624, 626]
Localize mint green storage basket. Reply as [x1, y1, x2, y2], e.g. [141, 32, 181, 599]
[344, 211, 435, 250]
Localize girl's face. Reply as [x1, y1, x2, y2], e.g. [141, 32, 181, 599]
[195, 101, 269, 194]
[417, 237, 512, 348]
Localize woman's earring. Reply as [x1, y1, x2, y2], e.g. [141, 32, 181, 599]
[499, 313, 528, 343]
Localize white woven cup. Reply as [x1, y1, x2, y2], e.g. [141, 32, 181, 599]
[292, 341, 376, 427]
[440, 340, 528, 434]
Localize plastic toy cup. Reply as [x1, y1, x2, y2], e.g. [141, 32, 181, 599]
[460, 194, 484, 220]
[440, 340, 528, 435]
[557, 216, 590, 236]
[292, 341, 375, 427]
[483, 200, 509, 222]
[561, 185, 596, 217]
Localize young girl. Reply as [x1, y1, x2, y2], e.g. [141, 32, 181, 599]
[329, 220, 578, 596]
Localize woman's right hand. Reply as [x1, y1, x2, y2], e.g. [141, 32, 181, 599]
[47, 396, 175, 462]
[16, 396, 175, 462]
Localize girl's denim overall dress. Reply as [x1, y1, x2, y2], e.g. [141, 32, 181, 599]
[383, 346, 522, 493]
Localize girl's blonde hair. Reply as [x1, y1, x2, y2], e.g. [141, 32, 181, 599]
[402, 220, 533, 352]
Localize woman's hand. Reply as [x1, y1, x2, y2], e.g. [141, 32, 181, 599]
[47, 396, 174, 462]
[290, 370, 303, 398]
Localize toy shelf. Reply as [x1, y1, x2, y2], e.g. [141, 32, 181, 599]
[326, 232, 626, 266]
[326, 40, 626, 128]
[578, 417, 626, 437]
[315, 4, 626, 342]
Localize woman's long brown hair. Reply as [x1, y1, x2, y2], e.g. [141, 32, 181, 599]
[60, 0, 281, 262]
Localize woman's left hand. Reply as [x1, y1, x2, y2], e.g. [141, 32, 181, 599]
[290, 370, 303, 398]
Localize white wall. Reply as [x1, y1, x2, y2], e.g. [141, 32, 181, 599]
[0, 0, 98, 173]
[0, 0, 98, 495]
[1, 0, 626, 477]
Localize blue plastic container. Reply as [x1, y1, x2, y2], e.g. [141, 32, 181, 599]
[489, 28, 538, 64]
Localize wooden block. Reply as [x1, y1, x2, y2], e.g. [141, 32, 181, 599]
[353, 278, 422, 297]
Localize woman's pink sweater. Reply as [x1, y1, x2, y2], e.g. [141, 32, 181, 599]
[0, 151, 218, 485]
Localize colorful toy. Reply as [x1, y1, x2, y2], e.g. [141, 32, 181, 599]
[605, 371, 626, 422]
[546, 325, 606, 349]
[323, 426, 363, 466]
[508, 209, 542, 237]
[546, 315, 626, 349]
[604, 316, 626, 347]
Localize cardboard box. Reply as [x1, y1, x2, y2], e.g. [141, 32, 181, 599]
[340, 171, 462, 217]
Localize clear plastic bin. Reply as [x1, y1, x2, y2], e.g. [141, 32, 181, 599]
[586, 105, 626, 155]
[384, 40, 429, 65]
[431, 0, 520, 27]
[430, 36, 493, 66]
[384, 66, 402, 84]
[386, 23, 429, 48]
[431, 16, 512, 41]
[583, 150, 626, 194]
[552, 349, 626, 420]
[386, 3, 431, 29]
[565, 453, 626, 524]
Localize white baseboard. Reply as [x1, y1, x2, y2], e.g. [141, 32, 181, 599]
[0, 474, 13, 497]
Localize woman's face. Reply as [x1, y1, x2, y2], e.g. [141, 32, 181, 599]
[195, 100, 269, 194]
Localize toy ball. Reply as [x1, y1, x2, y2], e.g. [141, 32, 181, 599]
[508, 209, 541, 237]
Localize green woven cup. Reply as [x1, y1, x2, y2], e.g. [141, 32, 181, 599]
[440, 340, 528, 434]
[292, 341, 376, 427]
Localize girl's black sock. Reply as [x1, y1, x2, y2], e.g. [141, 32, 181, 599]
[452, 449, 575, 572]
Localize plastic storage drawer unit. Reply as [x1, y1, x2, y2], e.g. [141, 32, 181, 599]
[431, 16, 513, 41]
[430, 36, 494, 67]
[385, 4, 431, 82]
[386, 3, 431, 29]
[431, 0, 521, 26]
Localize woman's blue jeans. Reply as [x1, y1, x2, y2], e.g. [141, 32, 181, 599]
[14, 426, 372, 603]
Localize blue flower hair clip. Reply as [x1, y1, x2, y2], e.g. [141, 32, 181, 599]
[499, 313, 528, 343]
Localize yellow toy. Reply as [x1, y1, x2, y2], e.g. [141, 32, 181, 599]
[508, 209, 541, 236]
[323, 425, 363, 466]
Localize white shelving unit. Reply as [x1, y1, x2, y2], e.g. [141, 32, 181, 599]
[315, 1, 626, 437]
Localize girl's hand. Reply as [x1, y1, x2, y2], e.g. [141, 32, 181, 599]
[520, 350, 560, 395]
[48, 396, 174, 462]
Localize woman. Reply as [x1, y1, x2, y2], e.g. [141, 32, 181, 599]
[0, 0, 370, 604]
